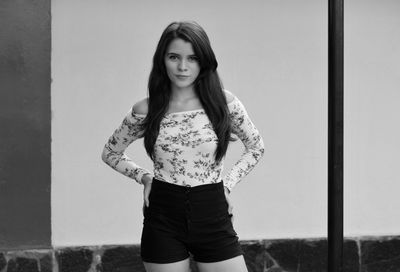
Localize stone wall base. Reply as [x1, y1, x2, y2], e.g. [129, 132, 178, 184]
[1, 236, 399, 272]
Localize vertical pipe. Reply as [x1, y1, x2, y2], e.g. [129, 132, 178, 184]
[328, 0, 344, 271]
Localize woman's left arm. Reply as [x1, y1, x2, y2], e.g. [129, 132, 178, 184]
[223, 96, 265, 192]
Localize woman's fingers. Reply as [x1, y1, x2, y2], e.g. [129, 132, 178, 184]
[142, 175, 153, 208]
[226, 197, 233, 214]
[224, 188, 234, 223]
[223, 187, 235, 223]
[143, 182, 152, 207]
[227, 199, 234, 223]
[224, 187, 233, 213]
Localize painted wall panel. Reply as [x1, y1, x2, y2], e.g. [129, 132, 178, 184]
[0, 0, 51, 250]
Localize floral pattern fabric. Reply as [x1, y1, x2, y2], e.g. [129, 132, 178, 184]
[102, 93, 265, 191]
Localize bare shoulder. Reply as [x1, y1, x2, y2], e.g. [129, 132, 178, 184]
[132, 97, 149, 115]
[223, 89, 235, 104]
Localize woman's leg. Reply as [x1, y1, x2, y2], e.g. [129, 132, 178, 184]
[196, 255, 248, 272]
[143, 258, 191, 272]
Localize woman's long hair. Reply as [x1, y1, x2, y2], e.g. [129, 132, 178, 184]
[143, 21, 232, 163]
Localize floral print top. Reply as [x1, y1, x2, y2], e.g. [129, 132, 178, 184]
[102, 94, 265, 191]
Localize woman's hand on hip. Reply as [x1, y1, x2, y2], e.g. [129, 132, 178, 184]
[142, 174, 153, 208]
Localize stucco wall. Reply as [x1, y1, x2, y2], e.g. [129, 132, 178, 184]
[52, 0, 327, 247]
[344, 0, 400, 236]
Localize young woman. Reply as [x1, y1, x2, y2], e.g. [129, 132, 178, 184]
[102, 21, 264, 272]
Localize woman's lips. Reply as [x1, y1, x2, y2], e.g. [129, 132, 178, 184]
[175, 75, 190, 80]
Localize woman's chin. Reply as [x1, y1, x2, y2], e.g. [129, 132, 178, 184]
[171, 82, 195, 90]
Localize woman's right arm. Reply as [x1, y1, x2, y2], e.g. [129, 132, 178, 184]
[101, 105, 152, 184]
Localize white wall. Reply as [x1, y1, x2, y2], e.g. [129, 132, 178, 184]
[344, 0, 400, 237]
[52, 0, 327, 247]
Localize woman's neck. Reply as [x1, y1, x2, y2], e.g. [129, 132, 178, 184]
[170, 86, 197, 103]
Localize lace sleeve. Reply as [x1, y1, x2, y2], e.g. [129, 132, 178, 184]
[101, 108, 151, 184]
[223, 97, 265, 191]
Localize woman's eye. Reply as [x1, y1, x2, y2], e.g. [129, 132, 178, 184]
[168, 55, 178, 61]
[188, 56, 198, 62]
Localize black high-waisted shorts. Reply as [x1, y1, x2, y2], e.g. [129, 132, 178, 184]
[140, 178, 244, 264]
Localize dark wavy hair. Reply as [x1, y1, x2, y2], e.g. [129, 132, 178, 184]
[142, 21, 232, 163]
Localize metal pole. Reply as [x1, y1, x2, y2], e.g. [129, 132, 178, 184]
[328, 0, 344, 271]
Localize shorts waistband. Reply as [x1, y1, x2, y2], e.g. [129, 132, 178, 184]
[151, 177, 224, 193]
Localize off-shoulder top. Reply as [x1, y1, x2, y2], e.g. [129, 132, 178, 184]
[102, 93, 265, 191]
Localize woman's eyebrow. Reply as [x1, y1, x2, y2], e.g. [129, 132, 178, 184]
[166, 52, 196, 56]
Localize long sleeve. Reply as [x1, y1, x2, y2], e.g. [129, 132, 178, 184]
[101, 108, 152, 184]
[223, 97, 265, 191]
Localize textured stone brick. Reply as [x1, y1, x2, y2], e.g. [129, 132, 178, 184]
[297, 239, 327, 272]
[343, 239, 359, 272]
[265, 268, 286, 272]
[101, 245, 145, 272]
[0, 253, 6, 271]
[5, 257, 39, 272]
[266, 239, 302, 271]
[95, 263, 102, 272]
[56, 248, 93, 272]
[3, 236, 400, 272]
[242, 241, 275, 272]
[265, 239, 329, 272]
[39, 254, 53, 272]
[361, 237, 400, 272]
[6, 259, 17, 272]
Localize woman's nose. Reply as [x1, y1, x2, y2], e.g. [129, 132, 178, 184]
[178, 60, 187, 71]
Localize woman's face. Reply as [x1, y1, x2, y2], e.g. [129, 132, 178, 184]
[164, 38, 200, 92]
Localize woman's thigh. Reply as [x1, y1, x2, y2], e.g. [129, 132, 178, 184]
[143, 258, 191, 272]
[196, 255, 248, 272]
